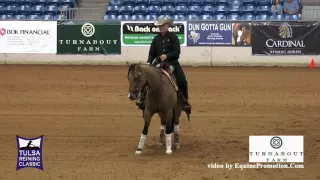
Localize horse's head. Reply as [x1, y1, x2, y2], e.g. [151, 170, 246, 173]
[127, 62, 147, 101]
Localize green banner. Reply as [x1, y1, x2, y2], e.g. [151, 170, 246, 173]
[57, 21, 121, 54]
[121, 21, 186, 46]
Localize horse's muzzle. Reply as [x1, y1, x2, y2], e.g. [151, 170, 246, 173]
[128, 92, 138, 101]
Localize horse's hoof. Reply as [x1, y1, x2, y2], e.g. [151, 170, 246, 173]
[135, 148, 142, 155]
[174, 144, 181, 150]
[135, 151, 142, 155]
[166, 150, 172, 154]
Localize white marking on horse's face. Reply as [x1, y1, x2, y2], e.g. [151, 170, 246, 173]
[128, 93, 131, 98]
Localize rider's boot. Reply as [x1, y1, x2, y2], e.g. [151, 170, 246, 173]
[182, 97, 191, 114]
[180, 83, 191, 114]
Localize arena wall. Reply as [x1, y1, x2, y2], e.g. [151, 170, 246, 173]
[0, 47, 318, 67]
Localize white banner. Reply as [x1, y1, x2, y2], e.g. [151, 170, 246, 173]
[120, 21, 187, 47]
[0, 21, 57, 53]
[249, 136, 304, 163]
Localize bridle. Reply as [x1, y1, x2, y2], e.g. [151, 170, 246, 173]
[128, 64, 139, 93]
[134, 68, 142, 94]
[128, 59, 173, 97]
[128, 63, 146, 95]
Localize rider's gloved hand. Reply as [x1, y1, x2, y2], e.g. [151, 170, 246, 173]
[169, 65, 175, 72]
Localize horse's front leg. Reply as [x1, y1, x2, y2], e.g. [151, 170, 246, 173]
[165, 110, 174, 154]
[135, 109, 153, 155]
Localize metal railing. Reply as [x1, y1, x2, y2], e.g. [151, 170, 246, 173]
[58, 6, 320, 21]
[60, 8, 105, 20]
[302, 6, 320, 20]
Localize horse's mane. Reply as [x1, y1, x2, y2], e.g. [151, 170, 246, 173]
[128, 63, 162, 75]
[128, 63, 166, 81]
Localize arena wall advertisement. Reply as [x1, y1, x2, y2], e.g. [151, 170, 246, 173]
[187, 22, 251, 46]
[251, 21, 320, 55]
[120, 21, 187, 46]
[57, 21, 121, 55]
[0, 20, 319, 67]
[0, 21, 57, 54]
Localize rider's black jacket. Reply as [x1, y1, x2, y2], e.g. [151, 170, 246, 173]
[147, 31, 180, 65]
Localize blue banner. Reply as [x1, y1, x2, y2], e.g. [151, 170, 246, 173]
[187, 22, 252, 46]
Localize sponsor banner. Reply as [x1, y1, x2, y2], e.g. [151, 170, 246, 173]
[249, 136, 304, 163]
[0, 21, 57, 53]
[121, 21, 186, 46]
[57, 21, 121, 54]
[187, 21, 251, 46]
[252, 21, 320, 55]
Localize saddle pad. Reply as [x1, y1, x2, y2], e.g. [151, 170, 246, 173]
[160, 69, 179, 91]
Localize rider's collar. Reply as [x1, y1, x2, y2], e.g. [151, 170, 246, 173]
[159, 31, 169, 36]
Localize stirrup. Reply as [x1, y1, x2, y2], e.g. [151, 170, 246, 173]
[182, 99, 191, 116]
[183, 104, 191, 121]
[183, 103, 191, 112]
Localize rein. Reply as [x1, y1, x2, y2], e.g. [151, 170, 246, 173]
[139, 62, 165, 94]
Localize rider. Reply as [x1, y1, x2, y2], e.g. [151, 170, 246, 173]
[135, 16, 191, 114]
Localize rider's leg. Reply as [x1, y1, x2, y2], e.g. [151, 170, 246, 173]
[172, 62, 191, 113]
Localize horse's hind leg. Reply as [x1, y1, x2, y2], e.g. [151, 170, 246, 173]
[158, 114, 166, 146]
[174, 103, 182, 150]
[135, 109, 153, 155]
[173, 115, 180, 150]
[159, 127, 166, 146]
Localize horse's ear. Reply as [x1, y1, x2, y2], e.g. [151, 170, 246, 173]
[126, 61, 130, 66]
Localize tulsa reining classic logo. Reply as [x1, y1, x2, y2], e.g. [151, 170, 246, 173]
[16, 135, 44, 171]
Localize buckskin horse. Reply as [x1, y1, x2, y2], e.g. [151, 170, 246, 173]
[127, 61, 190, 155]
